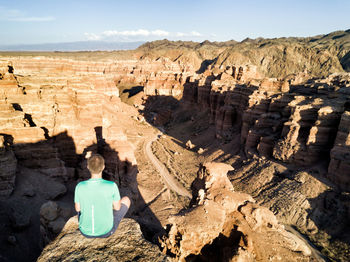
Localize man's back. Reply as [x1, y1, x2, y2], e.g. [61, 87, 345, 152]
[74, 178, 120, 236]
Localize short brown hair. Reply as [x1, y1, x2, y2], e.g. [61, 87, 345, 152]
[87, 154, 105, 174]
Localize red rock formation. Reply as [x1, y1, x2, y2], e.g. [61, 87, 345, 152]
[0, 59, 135, 181]
[182, 71, 350, 191]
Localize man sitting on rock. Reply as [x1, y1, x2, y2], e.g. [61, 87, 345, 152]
[74, 153, 131, 238]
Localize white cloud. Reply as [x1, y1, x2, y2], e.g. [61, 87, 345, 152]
[84, 29, 203, 41]
[103, 29, 150, 36]
[84, 33, 101, 41]
[175, 31, 202, 37]
[102, 29, 169, 37]
[0, 6, 55, 22]
[191, 31, 202, 36]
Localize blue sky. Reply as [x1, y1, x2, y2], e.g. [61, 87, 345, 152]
[0, 0, 349, 44]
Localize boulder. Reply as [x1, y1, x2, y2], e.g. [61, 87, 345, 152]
[40, 201, 59, 221]
[38, 217, 169, 262]
[185, 140, 195, 149]
[48, 217, 66, 234]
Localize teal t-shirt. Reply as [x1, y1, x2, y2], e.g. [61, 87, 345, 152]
[74, 178, 120, 236]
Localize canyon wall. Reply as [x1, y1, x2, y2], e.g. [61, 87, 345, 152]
[0, 58, 139, 197]
[139, 59, 350, 192]
[181, 69, 350, 191]
[3, 55, 349, 193]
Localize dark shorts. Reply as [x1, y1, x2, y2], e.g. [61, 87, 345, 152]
[78, 203, 129, 238]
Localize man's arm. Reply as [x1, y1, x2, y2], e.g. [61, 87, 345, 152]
[113, 200, 121, 211]
[75, 202, 81, 212]
[74, 183, 81, 212]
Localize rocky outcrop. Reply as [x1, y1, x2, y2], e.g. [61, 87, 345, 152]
[229, 158, 349, 262]
[38, 217, 169, 262]
[160, 162, 314, 261]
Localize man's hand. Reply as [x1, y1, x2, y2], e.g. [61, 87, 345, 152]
[75, 202, 81, 212]
[113, 197, 131, 211]
[113, 200, 121, 211]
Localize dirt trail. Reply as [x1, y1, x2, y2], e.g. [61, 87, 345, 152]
[144, 131, 192, 198]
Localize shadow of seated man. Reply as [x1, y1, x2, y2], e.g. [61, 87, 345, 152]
[74, 153, 131, 238]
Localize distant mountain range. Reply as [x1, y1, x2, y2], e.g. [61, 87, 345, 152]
[137, 29, 350, 77]
[0, 41, 145, 51]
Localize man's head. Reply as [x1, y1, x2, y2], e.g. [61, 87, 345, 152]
[87, 154, 105, 174]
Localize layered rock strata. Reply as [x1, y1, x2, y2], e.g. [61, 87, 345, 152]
[228, 158, 349, 261]
[5, 56, 349, 191]
[0, 60, 136, 181]
[160, 162, 314, 261]
[182, 72, 350, 191]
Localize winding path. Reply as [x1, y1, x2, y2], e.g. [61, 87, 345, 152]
[144, 132, 192, 198]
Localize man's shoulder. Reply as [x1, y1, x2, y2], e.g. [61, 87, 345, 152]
[101, 179, 117, 187]
[101, 180, 119, 192]
[75, 180, 91, 191]
[76, 180, 88, 186]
